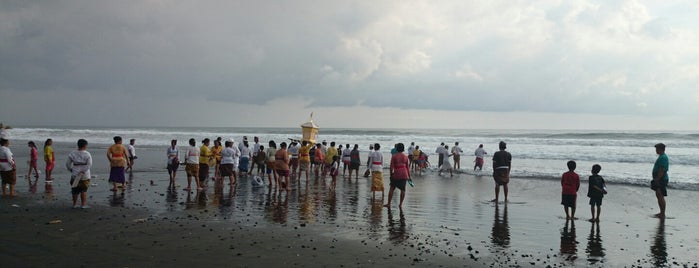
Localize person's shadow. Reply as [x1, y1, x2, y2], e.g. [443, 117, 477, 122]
[650, 218, 667, 267]
[585, 221, 604, 264]
[559, 219, 577, 261]
[490, 203, 510, 249]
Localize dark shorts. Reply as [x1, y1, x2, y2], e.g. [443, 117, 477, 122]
[390, 178, 407, 191]
[453, 154, 460, 162]
[349, 162, 360, 170]
[277, 169, 290, 177]
[589, 197, 603, 206]
[167, 162, 179, 174]
[266, 166, 274, 174]
[651, 179, 668, 197]
[220, 163, 235, 176]
[290, 158, 299, 167]
[1, 169, 17, 185]
[561, 194, 576, 207]
[71, 179, 91, 195]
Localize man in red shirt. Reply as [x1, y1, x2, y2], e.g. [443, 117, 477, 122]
[561, 160, 580, 220]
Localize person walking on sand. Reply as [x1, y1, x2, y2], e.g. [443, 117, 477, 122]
[474, 144, 488, 171]
[66, 139, 92, 209]
[561, 160, 580, 220]
[438, 145, 454, 177]
[184, 138, 201, 191]
[27, 141, 39, 179]
[452, 142, 464, 170]
[125, 139, 136, 172]
[385, 143, 410, 210]
[107, 136, 130, 192]
[0, 138, 17, 196]
[587, 164, 606, 222]
[43, 138, 55, 182]
[651, 143, 669, 218]
[492, 141, 512, 203]
[166, 139, 179, 188]
[369, 143, 384, 199]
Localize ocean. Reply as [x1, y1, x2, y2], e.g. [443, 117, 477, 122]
[6, 126, 698, 190]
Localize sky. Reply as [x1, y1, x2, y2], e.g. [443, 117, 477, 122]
[1, 0, 698, 130]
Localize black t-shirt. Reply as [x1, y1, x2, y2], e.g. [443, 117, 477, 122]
[587, 174, 605, 199]
[492, 151, 512, 168]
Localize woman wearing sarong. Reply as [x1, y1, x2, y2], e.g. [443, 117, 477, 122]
[107, 136, 130, 191]
[368, 143, 384, 199]
[386, 143, 410, 209]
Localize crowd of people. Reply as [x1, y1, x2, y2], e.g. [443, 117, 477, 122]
[0, 134, 671, 217]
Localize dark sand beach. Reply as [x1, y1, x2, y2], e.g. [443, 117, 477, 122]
[2, 143, 698, 267]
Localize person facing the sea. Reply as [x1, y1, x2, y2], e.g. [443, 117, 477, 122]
[66, 139, 92, 209]
[43, 138, 55, 181]
[288, 141, 300, 178]
[436, 142, 446, 168]
[369, 143, 384, 199]
[184, 138, 201, 191]
[298, 141, 312, 182]
[255, 145, 266, 176]
[407, 142, 416, 170]
[474, 144, 487, 171]
[348, 144, 360, 180]
[492, 141, 512, 203]
[587, 164, 606, 222]
[452, 142, 463, 169]
[652, 143, 669, 218]
[107, 136, 129, 192]
[386, 143, 410, 210]
[239, 140, 251, 176]
[313, 143, 324, 178]
[126, 138, 136, 172]
[342, 143, 352, 177]
[198, 138, 212, 187]
[27, 141, 39, 179]
[561, 160, 580, 220]
[220, 139, 240, 186]
[438, 145, 454, 177]
[166, 139, 179, 188]
[323, 142, 338, 178]
[275, 142, 291, 191]
[250, 136, 261, 175]
[412, 145, 422, 172]
[0, 138, 17, 196]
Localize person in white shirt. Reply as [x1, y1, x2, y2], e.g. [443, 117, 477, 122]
[474, 144, 488, 171]
[250, 136, 261, 175]
[126, 139, 136, 172]
[439, 145, 454, 177]
[0, 138, 17, 196]
[452, 142, 464, 169]
[435, 142, 445, 168]
[66, 139, 92, 208]
[239, 140, 252, 176]
[167, 140, 179, 188]
[220, 139, 241, 186]
[407, 142, 416, 170]
[184, 138, 201, 191]
[369, 143, 384, 199]
[288, 141, 300, 177]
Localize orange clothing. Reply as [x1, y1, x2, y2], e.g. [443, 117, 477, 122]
[107, 144, 128, 167]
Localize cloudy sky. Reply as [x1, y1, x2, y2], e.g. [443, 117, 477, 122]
[1, 0, 698, 130]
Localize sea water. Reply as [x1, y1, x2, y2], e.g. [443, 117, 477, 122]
[8, 127, 699, 190]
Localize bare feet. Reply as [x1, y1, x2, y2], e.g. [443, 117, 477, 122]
[653, 213, 665, 219]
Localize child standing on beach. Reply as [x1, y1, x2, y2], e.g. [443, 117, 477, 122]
[27, 141, 39, 179]
[43, 138, 55, 182]
[561, 160, 580, 220]
[587, 164, 607, 222]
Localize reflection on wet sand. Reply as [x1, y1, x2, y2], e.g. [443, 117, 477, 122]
[585, 221, 605, 264]
[491, 204, 510, 249]
[109, 191, 125, 207]
[387, 209, 407, 243]
[265, 188, 290, 224]
[560, 219, 577, 261]
[650, 218, 667, 267]
[165, 186, 178, 212]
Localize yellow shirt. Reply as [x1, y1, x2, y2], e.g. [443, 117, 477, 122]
[44, 146, 54, 162]
[298, 144, 312, 163]
[199, 145, 211, 164]
[211, 145, 222, 161]
[325, 147, 338, 164]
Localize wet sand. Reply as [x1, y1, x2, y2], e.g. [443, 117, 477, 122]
[2, 144, 699, 267]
